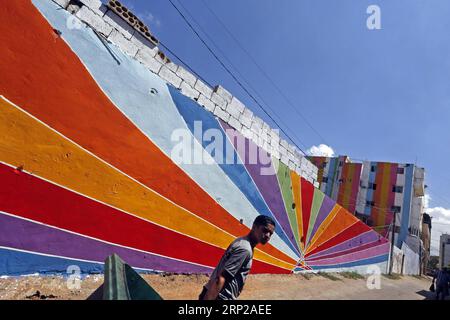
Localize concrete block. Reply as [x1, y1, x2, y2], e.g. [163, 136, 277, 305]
[107, 29, 139, 57]
[262, 122, 271, 132]
[194, 79, 213, 99]
[288, 160, 296, 171]
[228, 116, 243, 131]
[176, 66, 197, 88]
[67, 3, 82, 14]
[280, 139, 289, 149]
[158, 66, 182, 88]
[213, 85, 232, 104]
[259, 130, 269, 143]
[211, 92, 227, 109]
[240, 126, 253, 140]
[213, 105, 231, 122]
[256, 136, 265, 149]
[250, 117, 263, 134]
[227, 96, 245, 117]
[103, 9, 135, 39]
[272, 149, 281, 160]
[131, 31, 159, 52]
[197, 94, 215, 112]
[180, 81, 200, 100]
[79, 0, 103, 12]
[135, 47, 162, 73]
[269, 129, 280, 145]
[153, 52, 178, 72]
[239, 108, 253, 128]
[52, 0, 70, 9]
[281, 155, 289, 166]
[76, 6, 113, 37]
[280, 145, 289, 157]
[287, 144, 296, 155]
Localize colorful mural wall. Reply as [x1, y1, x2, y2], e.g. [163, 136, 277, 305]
[0, 0, 389, 275]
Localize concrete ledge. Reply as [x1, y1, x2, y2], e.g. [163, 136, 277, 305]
[180, 82, 200, 100]
[76, 5, 113, 37]
[108, 29, 139, 57]
[194, 79, 213, 99]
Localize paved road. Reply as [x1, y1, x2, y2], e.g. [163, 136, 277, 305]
[238, 274, 444, 300]
[0, 273, 446, 300]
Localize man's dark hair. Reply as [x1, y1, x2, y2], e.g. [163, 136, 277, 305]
[253, 215, 276, 228]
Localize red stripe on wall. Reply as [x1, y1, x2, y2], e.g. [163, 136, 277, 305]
[0, 163, 288, 273]
[300, 177, 315, 247]
[0, 0, 295, 264]
[305, 222, 372, 257]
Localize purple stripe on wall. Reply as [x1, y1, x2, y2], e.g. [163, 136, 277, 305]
[306, 230, 384, 260]
[306, 243, 390, 266]
[0, 212, 213, 274]
[220, 121, 300, 254]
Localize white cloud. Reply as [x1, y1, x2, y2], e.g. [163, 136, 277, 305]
[141, 11, 161, 28]
[307, 144, 335, 157]
[424, 194, 450, 256]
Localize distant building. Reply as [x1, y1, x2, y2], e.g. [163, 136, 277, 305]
[421, 213, 432, 273]
[439, 234, 450, 269]
[309, 156, 426, 274]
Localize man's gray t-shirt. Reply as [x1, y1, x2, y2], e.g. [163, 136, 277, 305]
[205, 237, 253, 300]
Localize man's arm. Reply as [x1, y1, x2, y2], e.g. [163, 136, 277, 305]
[203, 272, 226, 300]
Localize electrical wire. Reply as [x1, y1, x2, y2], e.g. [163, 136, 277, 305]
[167, 0, 308, 155]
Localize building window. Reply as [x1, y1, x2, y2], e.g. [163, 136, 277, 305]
[371, 165, 376, 172]
[391, 206, 401, 213]
[339, 161, 344, 167]
[368, 182, 377, 190]
[397, 167, 404, 174]
[322, 177, 328, 183]
[321, 162, 327, 169]
[392, 185, 403, 193]
[366, 201, 375, 207]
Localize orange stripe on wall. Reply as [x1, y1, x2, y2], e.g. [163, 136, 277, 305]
[0, 96, 295, 270]
[0, 2, 296, 266]
[290, 171, 304, 251]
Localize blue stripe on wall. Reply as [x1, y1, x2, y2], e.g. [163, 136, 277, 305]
[309, 254, 389, 270]
[0, 247, 104, 276]
[168, 86, 301, 257]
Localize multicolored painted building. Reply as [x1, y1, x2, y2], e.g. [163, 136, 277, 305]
[309, 156, 426, 273]
[309, 156, 362, 215]
[0, 0, 390, 276]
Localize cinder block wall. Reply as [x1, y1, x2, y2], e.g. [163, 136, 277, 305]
[64, 0, 319, 186]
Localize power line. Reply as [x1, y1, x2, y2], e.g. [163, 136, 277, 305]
[167, 0, 307, 155]
[158, 40, 213, 88]
[173, 0, 310, 151]
[199, 0, 331, 147]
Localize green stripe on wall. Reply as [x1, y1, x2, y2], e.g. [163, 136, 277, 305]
[276, 160, 300, 247]
[305, 188, 325, 245]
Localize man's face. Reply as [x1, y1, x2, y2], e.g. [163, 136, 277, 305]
[254, 223, 275, 245]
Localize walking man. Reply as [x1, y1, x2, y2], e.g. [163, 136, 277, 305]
[433, 267, 450, 300]
[199, 215, 276, 300]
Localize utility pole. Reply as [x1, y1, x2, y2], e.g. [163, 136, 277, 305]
[389, 212, 397, 275]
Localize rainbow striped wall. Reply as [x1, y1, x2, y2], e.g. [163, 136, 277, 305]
[0, 0, 389, 275]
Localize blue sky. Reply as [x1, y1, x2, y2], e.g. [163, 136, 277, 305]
[115, 0, 450, 255]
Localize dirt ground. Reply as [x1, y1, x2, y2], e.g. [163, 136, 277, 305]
[0, 272, 442, 300]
